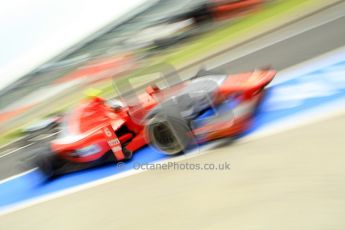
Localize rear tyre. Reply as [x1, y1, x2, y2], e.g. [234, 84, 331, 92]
[146, 114, 193, 155]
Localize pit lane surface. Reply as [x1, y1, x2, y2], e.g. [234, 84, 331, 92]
[0, 1, 340, 225]
[1, 113, 344, 229]
[1, 0, 345, 181]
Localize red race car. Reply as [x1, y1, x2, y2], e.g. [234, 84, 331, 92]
[33, 68, 276, 177]
[33, 93, 153, 177]
[145, 68, 276, 154]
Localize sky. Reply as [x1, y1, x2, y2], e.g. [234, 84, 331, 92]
[0, 0, 149, 91]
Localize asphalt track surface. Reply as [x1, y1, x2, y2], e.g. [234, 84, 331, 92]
[1, 114, 344, 230]
[1, 1, 345, 181]
[1, 2, 345, 228]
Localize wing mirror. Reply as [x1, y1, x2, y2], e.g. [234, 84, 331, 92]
[146, 84, 160, 95]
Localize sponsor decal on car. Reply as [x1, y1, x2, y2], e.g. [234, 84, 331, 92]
[102, 125, 125, 161]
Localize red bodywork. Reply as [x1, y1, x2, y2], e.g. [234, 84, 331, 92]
[194, 69, 276, 142]
[50, 69, 275, 162]
[50, 96, 154, 163]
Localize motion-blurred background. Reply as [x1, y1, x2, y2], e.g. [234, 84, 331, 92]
[1, 0, 345, 229]
[0, 0, 268, 142]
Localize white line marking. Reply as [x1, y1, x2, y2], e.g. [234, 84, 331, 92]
[273, 45, 345, 86]
[0, 136, 26, 151]
[2, 20, 345, 216]
[240, 97, 345, 143]
[0, 143, 34, 159]
[0, 142, 222, 216]
[0, 131, 60, 158]
[207, 7, 345, 71]
[29, 131, 60, 142]
[0, 168, 37, 185]
[1, 99, 345, 217]
[2, 21, 345, 177]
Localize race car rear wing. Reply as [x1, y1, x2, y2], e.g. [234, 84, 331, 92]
[217, 69, 276, 97]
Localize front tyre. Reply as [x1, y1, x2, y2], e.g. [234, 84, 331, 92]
[34, 151, 59, 178]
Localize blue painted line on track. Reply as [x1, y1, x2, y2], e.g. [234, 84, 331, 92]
[1, 56, 345, 209]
